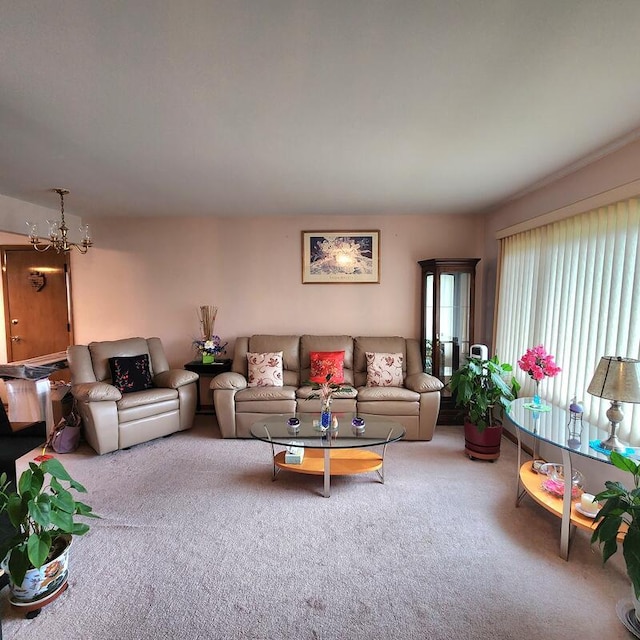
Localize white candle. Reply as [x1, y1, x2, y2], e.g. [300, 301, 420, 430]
[580, 493, 600, 514]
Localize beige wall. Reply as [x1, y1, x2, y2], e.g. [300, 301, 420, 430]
[68, 213, 483, 367]
[3, 136, 640, 369]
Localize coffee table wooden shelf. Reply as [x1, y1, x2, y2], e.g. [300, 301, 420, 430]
[274, 448, 383, 476]
[251, 414, 405, 497]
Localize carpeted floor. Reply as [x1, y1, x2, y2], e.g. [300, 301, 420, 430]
[0, 417, 633, 640]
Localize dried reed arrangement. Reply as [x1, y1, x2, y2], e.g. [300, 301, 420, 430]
[197, 305, 217, 339]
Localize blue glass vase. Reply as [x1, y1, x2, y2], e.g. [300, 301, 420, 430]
[533, 381, 542, 407]
[320, 398, 332, 428]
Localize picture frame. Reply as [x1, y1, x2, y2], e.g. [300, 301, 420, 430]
[301, 230, 380, 284]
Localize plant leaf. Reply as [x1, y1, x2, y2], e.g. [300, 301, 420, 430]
[625, 528, 640, 598]
[75, 501, 99, 518]
[592, 514, 623, 546]
[51, 487, 75, 514]
[26, 531, 51, 568]
[40, 457, 72, 482]
[29, 494, 52, 528]
[7, 494, 27, 529]
[50, 509, 74, 532]
[7, 546, 30, 587]
[69, 479, 87, 494]
[71, 522, 90, 535]
[610, 451, 640, 475]
[18, 468, 33, 495]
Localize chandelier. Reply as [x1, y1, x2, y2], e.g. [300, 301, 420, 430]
[27, 188, 93, 254]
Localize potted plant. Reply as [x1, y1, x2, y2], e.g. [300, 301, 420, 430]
[0, 456, 98, 607]
[449, 355, 521, 460]
[591, 451, 640, 614]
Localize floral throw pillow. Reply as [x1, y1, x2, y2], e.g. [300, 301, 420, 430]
[365, 352, 404, 387]
[247, 352, 284, 387]
[309, 351, 345, 383]
[109, 354, 154, 393]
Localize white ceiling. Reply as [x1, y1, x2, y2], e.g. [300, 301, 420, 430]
[2, 1, 640, 220]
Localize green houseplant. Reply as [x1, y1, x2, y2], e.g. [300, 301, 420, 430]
[0, 457, 98, 604]
[449, 355, 520, 460]
[591, 451, 640, 604]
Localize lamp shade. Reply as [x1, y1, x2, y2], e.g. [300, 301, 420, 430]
[587, 356, 640, 403]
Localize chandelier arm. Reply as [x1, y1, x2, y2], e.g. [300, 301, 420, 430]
[31, 242, 53, 252]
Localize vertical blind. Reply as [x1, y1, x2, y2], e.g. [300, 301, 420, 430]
[495, 198, 640, 444]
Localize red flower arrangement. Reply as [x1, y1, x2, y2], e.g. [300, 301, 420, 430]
[518, 345, 562, 381]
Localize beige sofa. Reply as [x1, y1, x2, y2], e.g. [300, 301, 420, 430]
[211, 334, 443, 440]
[68, 337, 199, 454]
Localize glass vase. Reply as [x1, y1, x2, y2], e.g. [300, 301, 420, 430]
[320, 397, 332, 428]
[202, 353, 215, 364]
[533, 381, 541, 407]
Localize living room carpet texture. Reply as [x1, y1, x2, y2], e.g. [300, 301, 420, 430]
[0, 419, 632, 640]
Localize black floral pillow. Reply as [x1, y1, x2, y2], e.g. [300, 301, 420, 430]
[109, 354, 153, 393]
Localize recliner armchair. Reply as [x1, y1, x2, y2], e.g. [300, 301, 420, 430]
[67, 337, 199, 454]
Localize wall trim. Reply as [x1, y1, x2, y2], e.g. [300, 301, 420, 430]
[496, 178, 640, 239]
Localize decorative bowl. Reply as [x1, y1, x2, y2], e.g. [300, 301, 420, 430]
[539, 463, 585, 498]
[351, 417, 366, 435]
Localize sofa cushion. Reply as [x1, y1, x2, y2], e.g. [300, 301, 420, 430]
[309, 351, 345, 383]
[357, 385, 419, 402]
[109, 354, 154, 393]
[365, 352, 404, 387]
[247, 336, 300, 386]
[89, 337, 151, 382]
[354, 336, 407, 387]
[116, 386, 178, 410]
[300, 335, 354, 385]
[247, 352, 284, 387]
[296, 385, 357, 400]
[236, 386, 297, 402]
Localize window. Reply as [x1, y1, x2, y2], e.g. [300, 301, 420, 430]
[495, 198, 640, 443]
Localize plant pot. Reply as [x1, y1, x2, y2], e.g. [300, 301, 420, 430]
[2, 534, 72, 606]
[464, 418, 503, 461]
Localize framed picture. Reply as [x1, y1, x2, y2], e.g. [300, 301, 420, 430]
[301, 230, 380, 284]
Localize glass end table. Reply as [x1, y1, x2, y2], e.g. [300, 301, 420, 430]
[507, 397, 632, 559]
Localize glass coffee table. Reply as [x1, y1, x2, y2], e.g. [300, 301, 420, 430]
[250, 414, 405, 497]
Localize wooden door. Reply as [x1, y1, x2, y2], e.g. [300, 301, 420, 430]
[2, 246, 72, 362]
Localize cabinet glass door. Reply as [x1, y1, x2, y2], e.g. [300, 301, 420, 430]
[437, 271, 472, 384]
[419, 259, 479, 389]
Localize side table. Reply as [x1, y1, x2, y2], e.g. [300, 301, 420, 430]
[507, 397, 629, 560]
[184, 359, 232, 414]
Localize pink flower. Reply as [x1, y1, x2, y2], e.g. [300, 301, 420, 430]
[518, 345, 561, 381]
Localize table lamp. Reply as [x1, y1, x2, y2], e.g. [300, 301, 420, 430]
[587, 356, 640, 452]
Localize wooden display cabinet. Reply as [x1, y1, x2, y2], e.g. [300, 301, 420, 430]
[418, 258, 479, 424]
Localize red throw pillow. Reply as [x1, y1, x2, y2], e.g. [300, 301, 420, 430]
[309, 351, 345, 384]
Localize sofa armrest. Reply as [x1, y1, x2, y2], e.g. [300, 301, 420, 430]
[154, 369, 199, 389]
[404, 372, 444, 394]
[210, 371, 248, 391]
[72, 382, 122, 402]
